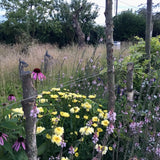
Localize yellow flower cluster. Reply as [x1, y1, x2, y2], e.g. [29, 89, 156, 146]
[36, 126, 45, 134]
[37, 94, 42, 99]
[54, 127, 64, 136]
[51, 88, 60, 91]
[92, 116, 99, 122]
[50, 94, 59, 99]
[39, 98, 48, 103]
[34, 87, 113, 158]
[42, 91, 51, 94]
[12, 107, 24, 116]
[101, 120, 110, 127]
[38, 107, 44, 113]
[51, 117, 60, 125]
[51, 111, 57, 115]
[70, 107, 80, 113]
[61, 157, 70, 160]
[79, 126, 94, 135]
[46, 134, 51, 139]
[58, 92, 65, 96]
[88, 94, 96, 99]
[81, 102, 92, 110]
[60, 111, 70, 117]
[51, 134, 62, 146]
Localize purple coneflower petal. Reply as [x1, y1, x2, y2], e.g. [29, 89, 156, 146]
[2, 133, 8, 141]
[0, 137, 4, 145]
[21, 142, 26, 150]
[33, 73, 37, 80]
[15, 142, 20, 152]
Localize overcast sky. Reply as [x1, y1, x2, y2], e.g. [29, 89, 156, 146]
[0, 0, 160, 25]
[88, 0, 160, 25]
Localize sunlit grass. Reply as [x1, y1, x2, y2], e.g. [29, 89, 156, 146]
[0, 42, 129, 103]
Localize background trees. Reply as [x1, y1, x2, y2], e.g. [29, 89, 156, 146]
[0, 0, 160, 46]
[113, 10, 146, 41]
[0, 0, 103, 47]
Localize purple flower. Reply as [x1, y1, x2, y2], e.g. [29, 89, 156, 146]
[87, 36, 90, 41]
[12, 136, 26, 152]
[86, 120, 93, 127]
[60, 139, 66, 148]
[155, 146, 160, 157]
[92, 80, 97, 85]
[0, 132, 8, 145]
[99, 37, 103, 42]
[129, 121, 143, 134]
[92, 132, 99, 144]
[108, 110, 116, 123]
[63, 56, 67, 60]
[8, 94, 16, 102]
[32, 68, 46, 81]
[106, 123, 115, 134]
[68, 146, 75, 155]
[30, 105, 39, 118]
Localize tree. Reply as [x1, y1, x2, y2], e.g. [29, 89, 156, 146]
[113, 10, 146, 41]
[0, 0, 99, 47]
[0, 0, 55, 37]
[105, 0, 115, 110]
[153, 12, 160, 36]
[145, 0, 152, 73]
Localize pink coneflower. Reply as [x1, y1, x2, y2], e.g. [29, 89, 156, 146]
[12, 136, 26, 152]
[0, 132, 8, 146]
[32, 68, 46, 81]
[8, 94, 16, 101]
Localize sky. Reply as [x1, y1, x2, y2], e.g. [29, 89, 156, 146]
[88, 0, 160, 26]
[0, 0, 160, 25]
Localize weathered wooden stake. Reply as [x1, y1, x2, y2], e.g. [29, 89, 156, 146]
[44, 50, 53, 74]
[19, 60, 38, 160]
[126, 62, 134, 108]
[105, 0, 115, 110]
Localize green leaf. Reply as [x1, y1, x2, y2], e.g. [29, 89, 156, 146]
[15, 151, 28, 160]
[0, 121, 21, 130]
[38, 142, 48, 156]
[2, 142, 16, 160]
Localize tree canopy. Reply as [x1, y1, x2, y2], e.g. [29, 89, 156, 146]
[0, 0, 102, 46]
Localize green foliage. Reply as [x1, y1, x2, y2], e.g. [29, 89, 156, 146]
[113, 10, 146, 41]
[0, 0, 99, 47]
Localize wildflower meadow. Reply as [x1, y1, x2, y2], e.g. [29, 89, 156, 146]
[1, 35, 160, 160]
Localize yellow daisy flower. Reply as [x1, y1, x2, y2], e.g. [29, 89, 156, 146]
[60, 111, 70, 118]
[88, 94, 96, 99]
[101, 120, 109, 127]
[50, 94, 59, 99]
[54, 127, 64, 136]
[36, 126, 45, 134]
[83, 115, 88, 119]
[51, 134, 62, 146]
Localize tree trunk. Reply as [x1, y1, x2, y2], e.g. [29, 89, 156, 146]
[105, 0, 115, 110]
[20, 65, 38, 160]
[145, 0, 152, 73]
[73, 11, 85, 48]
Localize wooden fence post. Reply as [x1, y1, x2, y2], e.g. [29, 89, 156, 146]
[126, 62, 134, 108]
[44, 50, 53, 74]
[19, 60, 38, 160]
